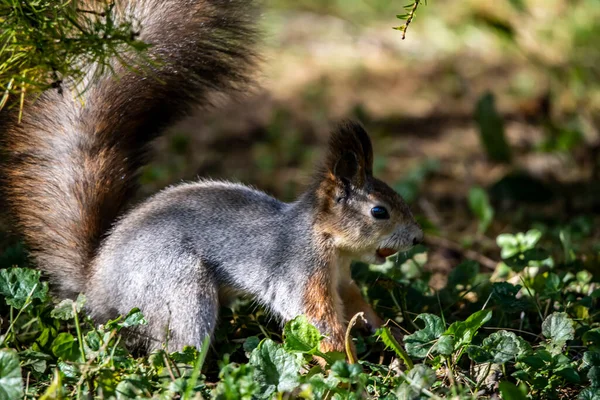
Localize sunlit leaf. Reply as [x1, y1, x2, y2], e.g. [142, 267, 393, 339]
[0, 349, 23, 400]
[0, 268, 48, 309]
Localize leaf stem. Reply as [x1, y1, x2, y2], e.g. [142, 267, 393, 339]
[345, 312, 365, 364]
[72, 302, 86, 363]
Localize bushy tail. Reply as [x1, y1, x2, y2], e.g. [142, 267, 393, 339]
[0, 0, 258, 297]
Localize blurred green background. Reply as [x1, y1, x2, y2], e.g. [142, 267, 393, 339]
[134, 0, 600, 285]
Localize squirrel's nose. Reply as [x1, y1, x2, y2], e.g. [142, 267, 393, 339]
[411, 227, 424, 246]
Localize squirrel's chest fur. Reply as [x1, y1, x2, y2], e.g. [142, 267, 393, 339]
[86, 180, 325, 323]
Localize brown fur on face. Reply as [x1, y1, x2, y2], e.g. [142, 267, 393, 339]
[312, 121, 422, 264]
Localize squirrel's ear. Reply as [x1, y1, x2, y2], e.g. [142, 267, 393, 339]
[333, 151, 361, 183]
[325, 121, 373, 187]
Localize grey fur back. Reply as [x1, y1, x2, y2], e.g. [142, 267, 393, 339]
[87, 181, 319, 349]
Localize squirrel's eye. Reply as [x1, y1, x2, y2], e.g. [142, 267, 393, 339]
[371, 206, 390, 220]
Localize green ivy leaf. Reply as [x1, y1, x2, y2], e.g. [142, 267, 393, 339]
[301, 372, 341, 399]
[50, 300, 74, 320]
[170, 346, 200, 364]
[542, 312, 574, 354]
[51, 333, 81, 362]
[467, 330, 524, 364]
[445, 310, 492, 351]
[579, 387, 600, 400]
[250, 339, 302, 398]
[283, 315, 322, 354]
[404, 314, 445, 358]
[499, 381, 527, 400]
[554, 366, 580, 383]
[106, 308, 147, 331]
[583, 352, 600, 388]
[121, 308, 147, 328]
[0, 349, 23, 400]
[497, 233, 519, 257]
[281, 316, 343, 365]
[51, 294, 86, 320]
[0, 268, 48, 309]
[330, 361, 363, 383]
[511, 370, 529, 382]
[244, 336, 260, 354]
[215, 362, 258, 400]
[519, 349, 554, 368]
[433, 335, 454, 356]
[59, 359, 81, 377]
[84, 330, 102, 352]
[504, 248, 550, 271]
[523, 230, 542, 249]
[491, 282, 528, 313]
[58, 359, 81, 377]
[583, 351, 600, 368]
[96, 370, 119, 399]
[520, 354, 547, 369]
[533, 272, 562, 299]
[19, 349, 53, 374]
[497, 230, 543, 259]
[583, 329, 600, 349]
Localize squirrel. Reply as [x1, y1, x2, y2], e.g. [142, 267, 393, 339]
[0, 0, 423, 359]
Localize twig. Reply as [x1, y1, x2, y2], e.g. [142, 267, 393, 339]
[162, 352, 177, 382]
[25, 371, 30, 398]
[345, 312, 366, 364]
[424, 235, 498, 270]
[395, 1, 424, 40]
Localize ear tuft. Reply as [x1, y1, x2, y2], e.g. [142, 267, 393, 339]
[323, 120, 374, 187]
[333, 151, 359, 182]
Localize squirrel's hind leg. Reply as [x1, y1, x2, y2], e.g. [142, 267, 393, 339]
[89, 249, 220, 352]
[158, 273, 219, 353]
[121, 260, 220, 354]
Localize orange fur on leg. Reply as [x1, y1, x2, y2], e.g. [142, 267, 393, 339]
[303, 267, 355, 364]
